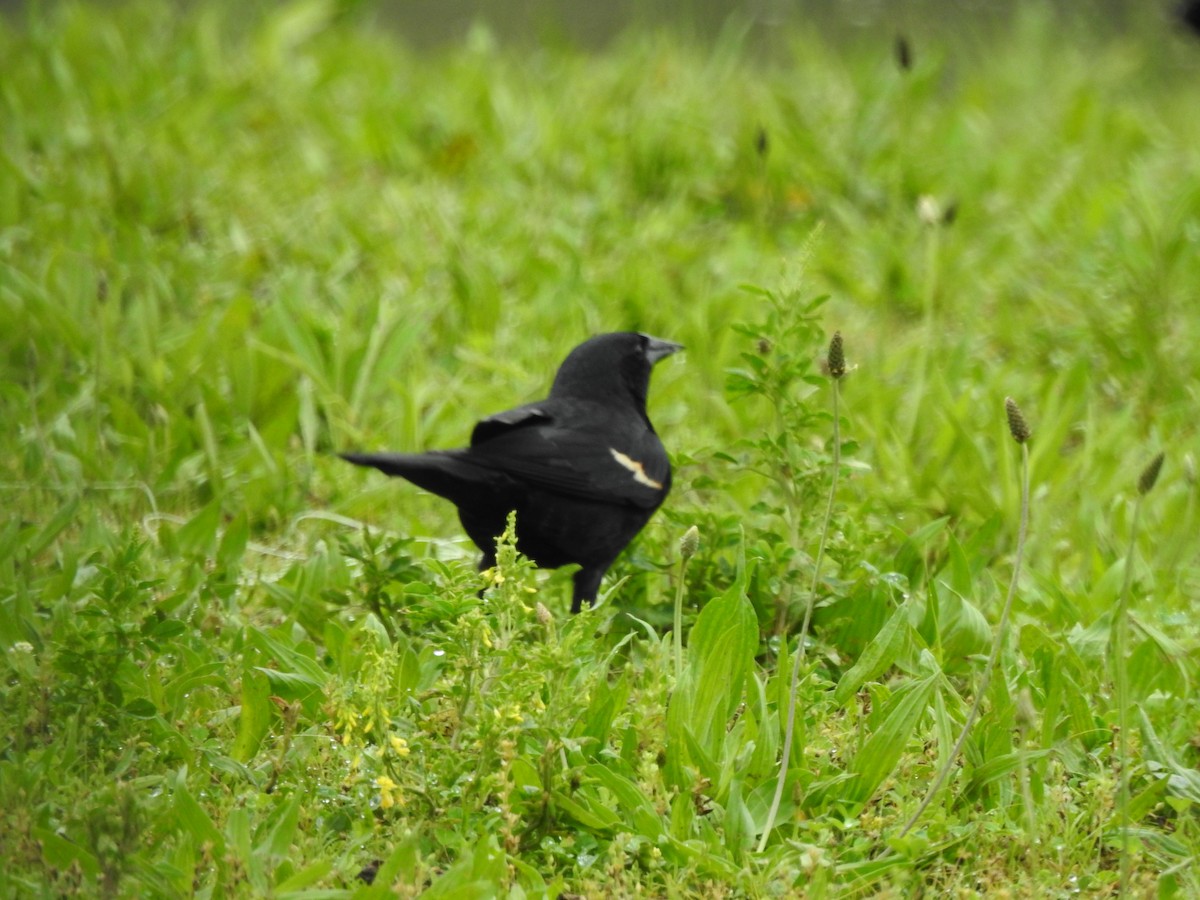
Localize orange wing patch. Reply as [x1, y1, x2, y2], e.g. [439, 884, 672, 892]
[609, 448, 664, 490]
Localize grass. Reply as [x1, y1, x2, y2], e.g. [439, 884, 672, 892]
[3, 1, 1199, 895]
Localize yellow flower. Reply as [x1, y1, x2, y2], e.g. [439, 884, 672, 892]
[376, 776, 399, 810]
[492, 703, 523, 724]
[389, 736, 410, 757]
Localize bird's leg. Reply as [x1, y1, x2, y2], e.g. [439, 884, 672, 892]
[571, 567, 606, 614]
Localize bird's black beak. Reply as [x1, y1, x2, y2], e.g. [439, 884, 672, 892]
[642, 335, 684, 364]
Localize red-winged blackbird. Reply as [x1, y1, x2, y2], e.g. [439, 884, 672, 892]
[341, 332, 681, 612]
[1182, 1, 1200, 37]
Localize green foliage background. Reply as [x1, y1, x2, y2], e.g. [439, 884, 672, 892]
[2, 1, 1198, 895]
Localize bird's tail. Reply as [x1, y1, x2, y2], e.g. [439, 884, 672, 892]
[340, 450, 500, 507]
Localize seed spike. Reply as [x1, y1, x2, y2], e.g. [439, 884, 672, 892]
[755, 126, 769, 159]
[895, 33, 913, 71]
[680, 525, 700, 561]
[1137, 452, 1165, 496]
[1005, 397, 1031, 444]
[827, 332, 846, 379]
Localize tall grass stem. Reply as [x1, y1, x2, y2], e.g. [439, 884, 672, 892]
[1113, 497, 1140, 898]
[899, 438, 1030, 836]
[1114, 451, 1161, 896]
[758, 371, 842, 851]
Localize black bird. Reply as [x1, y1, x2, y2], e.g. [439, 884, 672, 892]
[341, 332, 681, 612]
[1181, 1, 1200, 37]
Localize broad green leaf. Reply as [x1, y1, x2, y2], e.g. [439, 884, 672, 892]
[834, 595, 914, 705]
[249, 628, 327, 711]
[580, 670, 629, 751]
[217, 509, 250, 569]
[261, 793, 302, 859]
[227, 804, 253, 854]
[669, 792, 695, 842]
[322, 620, 350, 675]
[892, 516, 950, 585]
[684, 564, 758, 757]
[508, 757, 542, 797]
[28, 495, 80, 558]
[175, 782, 225, 853]
[551, 791, 619, 832]
[585, 764, 664, 840]
[0, 518, 24, 566]
[1088, 559, 1126, 615]
[666, 539, 757, 787]
[1060, 668, 1104, 748]
[395, 639, 422, 697]
[34, 827, 101, 879]
[1129, 624, 1189, 698]
[1139, 709, 1200, 802]
[467, 834, 507, 889]
[746, 672, 778, 779]
[943, 532, 976, 598]
[421, 881, 496, 900]
[966, 749, 1052, 791]
[834, 853, 912, 893]
[1128, 777, 1168, 824]
[123, 697, 159, 718]
[680, 723, 721, 788]
[928, 582, 991, 671]
[1068, 614, 1113, 663]
[349, 296, 421, 419]
[256, 667, 323, 695]
[508, 855, 550, 896]
[264, 293, 331, 390]
[275, 859, 333, 892]
[233, 668, 273, 763]
[844, 671, 938, 808]
[723, 775, 753, 859]
[176, 499, 222, 557]
[193, 399, 223, 493]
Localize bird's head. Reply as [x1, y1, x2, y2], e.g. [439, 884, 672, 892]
[549, 332, 683, 409]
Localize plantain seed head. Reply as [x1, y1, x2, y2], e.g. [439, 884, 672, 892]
[680, 525, 700, 561]
[1137, 452, 1165, 496]
[827, 332, 846, 379]
[1005, 397, 1031, 444]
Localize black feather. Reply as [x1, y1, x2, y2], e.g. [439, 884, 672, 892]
[341, 332, 681, 613]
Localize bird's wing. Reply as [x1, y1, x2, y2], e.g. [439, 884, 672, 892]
[470, 403, 552, 445]
[467, 404, 669, 509]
